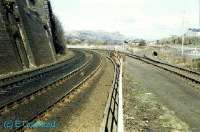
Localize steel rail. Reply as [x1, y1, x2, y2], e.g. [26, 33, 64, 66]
[0, 51, 92, 113]
[0, 51, 88, 113]
[129, 53, 200, 76]
[15, 52, 102, 131]
[93, 49, 200, 80]
[92, 49, 200, 84]
[127, 53, 200, 84]
[0, 50, 84, 88]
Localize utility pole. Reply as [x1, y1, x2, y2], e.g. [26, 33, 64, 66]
[181, 11, 186, 56]
[182, 33, 185, 55]
[199, 0, 200, 26]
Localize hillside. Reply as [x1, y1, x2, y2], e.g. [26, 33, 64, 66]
[65, 30, 127, 45]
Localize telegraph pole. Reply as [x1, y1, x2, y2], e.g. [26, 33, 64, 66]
[181, 11, 186, 56]
[199, 0, 200, 26]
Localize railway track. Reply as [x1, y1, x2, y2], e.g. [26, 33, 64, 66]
[0, 51, 101, 131]
[22, 53, 103, 131]
[0, 50, 87, 110]
[127, 53, 200, 84]
[0, 50, 82, 88]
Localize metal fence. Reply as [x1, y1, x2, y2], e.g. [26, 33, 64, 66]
[101, 57, 120, 132]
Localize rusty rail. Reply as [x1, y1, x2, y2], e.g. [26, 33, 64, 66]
[15, 52, 102, 131]
[127, 53, 200, 84]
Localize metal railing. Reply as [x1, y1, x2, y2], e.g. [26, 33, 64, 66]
[101, 57, 120, 132]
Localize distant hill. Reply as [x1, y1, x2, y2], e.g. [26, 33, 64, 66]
[65, 30, 127, 45]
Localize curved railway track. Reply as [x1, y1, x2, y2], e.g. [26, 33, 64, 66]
[0, 50, 102, 131]
[127, 53, 200, 84]
[20, 53, 102, 131]
[0, 50, 83, 88]
[0, 50, 87, 109]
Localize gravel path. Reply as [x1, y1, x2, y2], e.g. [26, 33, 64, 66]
[123, 56, 200, 131]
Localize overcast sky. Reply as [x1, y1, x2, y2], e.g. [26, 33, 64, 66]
[50, 0, 199, 40]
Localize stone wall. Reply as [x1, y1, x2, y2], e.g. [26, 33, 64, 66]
[0, 2, 23, 74]
[16, 0, 56, 66]
[0, 0, 57, 74]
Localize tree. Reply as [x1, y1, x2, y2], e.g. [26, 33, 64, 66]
[54, 16, 66, 54]
[138, 39, 146, 46]
[47, 0, 66, 54]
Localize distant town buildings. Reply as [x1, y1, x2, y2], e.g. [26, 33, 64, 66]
[186, 28, 200, 37]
